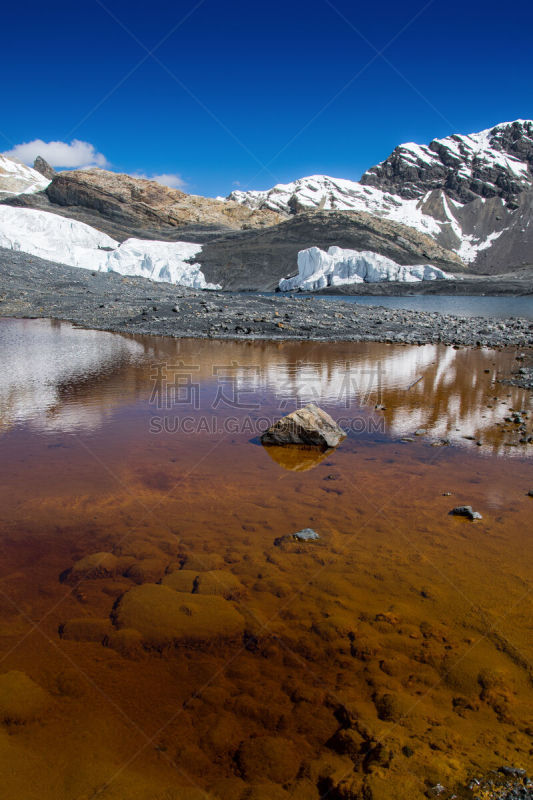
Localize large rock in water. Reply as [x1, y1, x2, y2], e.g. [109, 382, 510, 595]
[261, 403, 346, 449]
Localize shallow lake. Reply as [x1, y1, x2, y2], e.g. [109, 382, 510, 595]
[0, 318, 532, 800]
[285, 294, 533, 320]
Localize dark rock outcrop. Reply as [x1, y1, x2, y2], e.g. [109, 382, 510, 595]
[33, 156, 56, 181]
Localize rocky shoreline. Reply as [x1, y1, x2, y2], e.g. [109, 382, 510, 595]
[1, 249, 532, 359]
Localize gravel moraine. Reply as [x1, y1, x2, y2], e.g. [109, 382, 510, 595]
[1, 250, 532, 360]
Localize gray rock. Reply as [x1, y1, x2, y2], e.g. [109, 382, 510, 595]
[427, 784, 447, 797]
[261, 403, 345, 449]
[498, 767, 527, 779]
[293, 528, 320, 541]
[451, 505, 483, 520]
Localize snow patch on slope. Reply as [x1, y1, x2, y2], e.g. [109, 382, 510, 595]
[431, 125, 531, 183]
[0, 154, 51, 196]
[0, 206, 219, 289]
[278, 246, 453, 291]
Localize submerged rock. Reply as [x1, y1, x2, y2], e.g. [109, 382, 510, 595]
[0, 671, 50, 723]
[61, 551, 119, 583]
[450, 505, 482, 520]
[59, 618, 113, 642]
[162, 569, 243, 599]
[236, 735, 301, 783]
[113, 583, 245, 648]
[261, 403, 345, 449]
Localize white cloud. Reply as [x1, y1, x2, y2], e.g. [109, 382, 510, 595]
[3, 139, 109, 168]
[132, 172, 186, 190]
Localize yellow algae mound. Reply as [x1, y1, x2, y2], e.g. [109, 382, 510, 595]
[181, 553, 225, 571]
[62, 551, 119, 583]
[194, 570, 244, 598]
[124, 557, 168, 584]
[0, 671, 50, 723]
[60, 617, 114, 642]
[161, 569, 198, 593]
[104, 628, 144, 659]
[113, 584, 245, 648]
[236, 735, 301, 784]
[162, 569, 243, 599]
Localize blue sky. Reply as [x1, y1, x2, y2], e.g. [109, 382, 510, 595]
[2, 0, 532, 197]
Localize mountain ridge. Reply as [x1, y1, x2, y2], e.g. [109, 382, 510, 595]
[2, 119, 533, 283]
[228, 120, 533, 273]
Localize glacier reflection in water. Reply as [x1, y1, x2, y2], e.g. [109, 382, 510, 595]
[0, 318, 144, 433]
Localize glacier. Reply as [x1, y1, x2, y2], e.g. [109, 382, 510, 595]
[0, 154, 51, 196]
[278, 246, 453, 292]
[0, 206, 220, 290]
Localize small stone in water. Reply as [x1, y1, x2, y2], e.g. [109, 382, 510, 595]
[497, 766, 527, 779]
[293, 528, 320, 541]
[451, 506, 482, 521]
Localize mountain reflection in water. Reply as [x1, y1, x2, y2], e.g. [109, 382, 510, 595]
[0, 318, 529, 455]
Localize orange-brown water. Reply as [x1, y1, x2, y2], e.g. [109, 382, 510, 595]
[0, 318, 532, 800]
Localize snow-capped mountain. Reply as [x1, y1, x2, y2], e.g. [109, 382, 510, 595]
[361, 119, 533, 203]
[229, 121, 533, 272]
[0, 206, 219, 289]
[0, 154, 51, 198]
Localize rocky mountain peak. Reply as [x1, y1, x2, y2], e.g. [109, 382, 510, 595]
[360, 120, 533, 205]
[33, 156, 56, 181]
